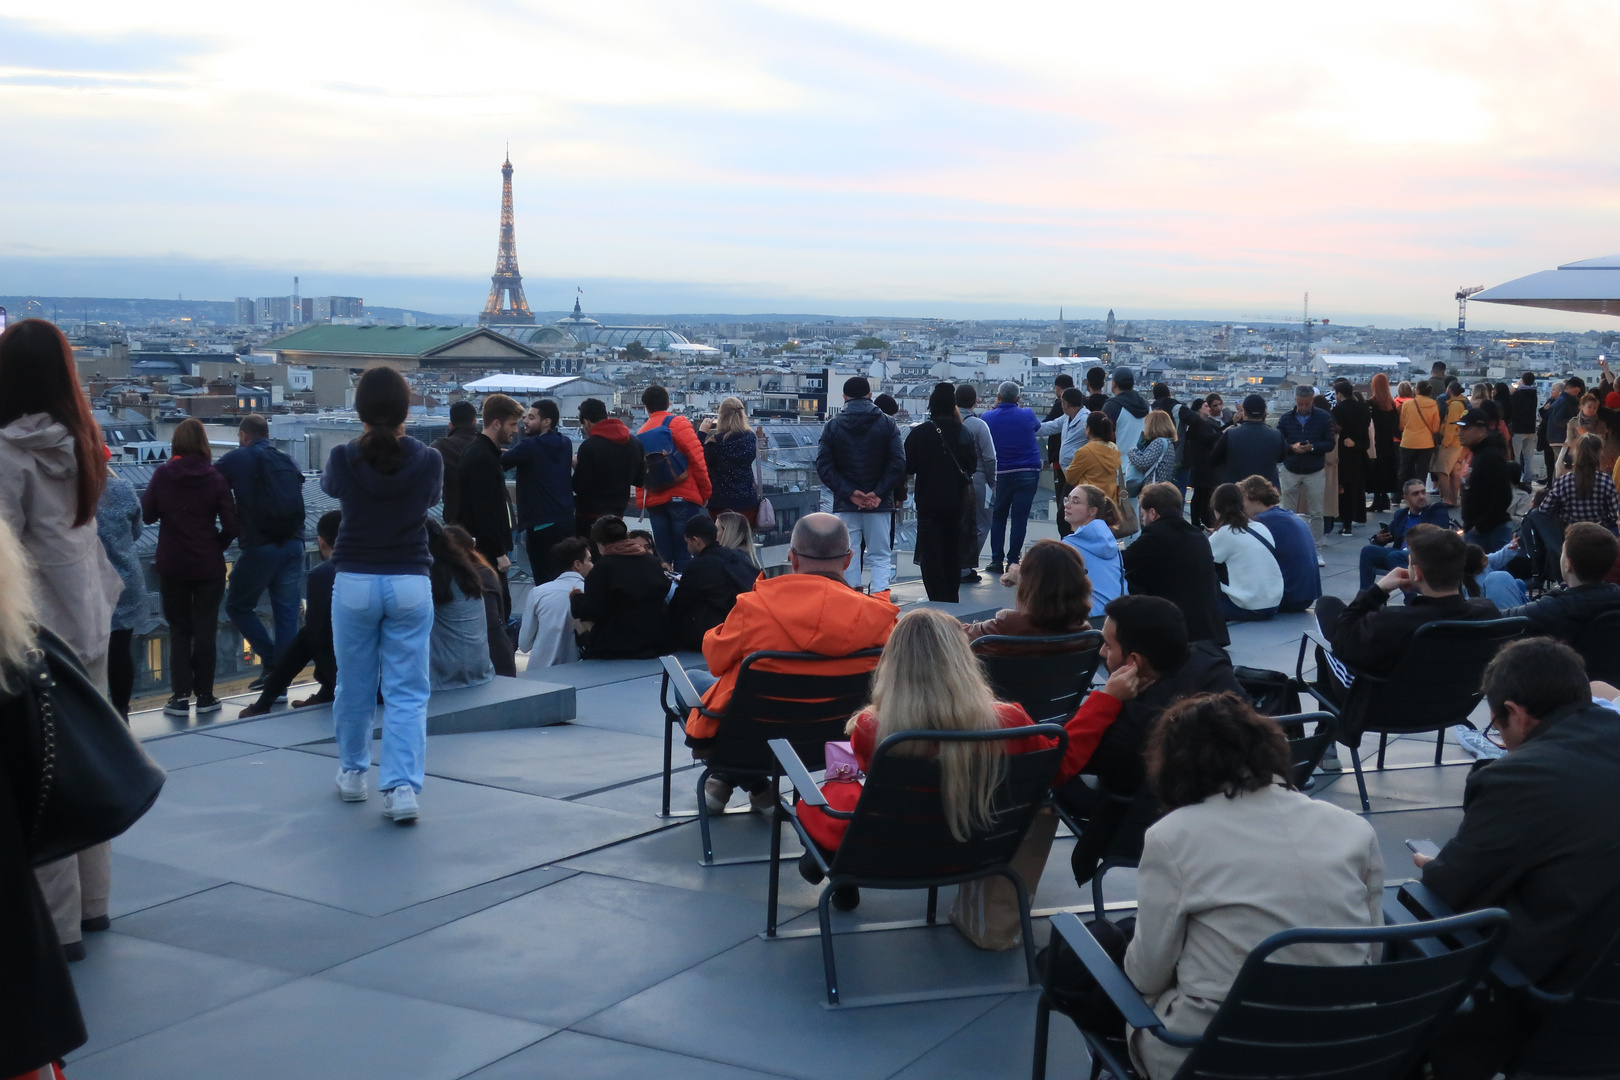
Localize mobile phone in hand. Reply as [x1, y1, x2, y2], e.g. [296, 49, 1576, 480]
[1405, 839, 1441, 859]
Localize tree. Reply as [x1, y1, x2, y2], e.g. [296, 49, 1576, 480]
[855, 336, 889, 350]
[623, 341, 651, 361]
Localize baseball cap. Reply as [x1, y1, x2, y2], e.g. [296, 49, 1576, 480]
[1456, 408, 1490, 428]
[1242, 393, 1267, 417]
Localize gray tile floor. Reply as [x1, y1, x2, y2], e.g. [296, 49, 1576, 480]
[72, 521, 1473, 1079]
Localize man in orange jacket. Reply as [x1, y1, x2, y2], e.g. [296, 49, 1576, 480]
[687, 513, 898, 812]
[635, 385, 712, 572]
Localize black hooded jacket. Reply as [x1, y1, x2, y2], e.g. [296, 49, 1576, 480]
[669, 544, 758, 650]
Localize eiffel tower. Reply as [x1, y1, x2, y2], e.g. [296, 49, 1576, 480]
[479, 151, 535, 325]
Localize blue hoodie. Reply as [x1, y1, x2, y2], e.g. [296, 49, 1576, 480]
[1063, 518, 1127, 617]
[322, 436, 444, 576]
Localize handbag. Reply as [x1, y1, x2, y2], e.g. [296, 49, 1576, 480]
[11, 627, 166, 867]
[1110, 465, 1140, 539]
[752, 455, 776, 531]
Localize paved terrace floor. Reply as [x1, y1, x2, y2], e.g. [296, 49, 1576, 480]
[67, 522, 1482, 1080]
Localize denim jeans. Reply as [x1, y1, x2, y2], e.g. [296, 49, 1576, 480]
[1481, 570, 1528, 609]
[646, 499, 706, 573]
[1464, 522, 1514, 555]
[332, 572, 434, 794]
[838, 510, 894, 592]
[990, 470, 1040, 566]
[1358, 545, 1409, 591]
[226, 539, 305, 666]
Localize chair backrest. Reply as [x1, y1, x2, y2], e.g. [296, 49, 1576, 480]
[1175, 910, 1510, 1080]
[1572, 609, 1620, 685]
[1516, 919, 1620, 1077]
[971, 631, 1103, 723]
[1274, 712, 1336, 788]
[707, 648, 883, 774]
[831, 725, 1067, 885]
[1350, 618, 1527, 735]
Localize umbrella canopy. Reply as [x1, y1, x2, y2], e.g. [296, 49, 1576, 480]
[1473, 254, 1620, 317]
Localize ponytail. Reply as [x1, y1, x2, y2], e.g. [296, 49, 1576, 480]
[353, 366, 410, 474]
[357, 426, 407, 475]
[1463, 543, 1487, 598]
[1079, 484, 1121, 528]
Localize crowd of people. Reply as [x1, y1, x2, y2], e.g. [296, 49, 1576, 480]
[2, 307, 1616, 1079]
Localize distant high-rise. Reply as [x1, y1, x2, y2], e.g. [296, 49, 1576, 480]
[1105, 309, 1117, 341]
[235, 297, 257, 326]
[315, 296, 365, 320]
[257, 296, 293, 326]
[479, 151, 536, 326]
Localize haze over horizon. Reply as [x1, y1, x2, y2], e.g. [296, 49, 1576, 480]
[4, 1, 1618, 333]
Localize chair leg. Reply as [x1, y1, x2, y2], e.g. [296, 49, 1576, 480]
[1435, 728, 1446, 765]
[1090, 864, 1107, 921]
[1012, 872, 1038, 985]
[1350, 746, 1370, 812]
[766, 799, 783, 937]
[1376, 732, 1388, 770]
[1032, 994, 1052, 1080]
[819, 884, 840, 1006]
[660, 709, 674, 817]
[695, 767, 715, 865]
[926, 886, 938, 924]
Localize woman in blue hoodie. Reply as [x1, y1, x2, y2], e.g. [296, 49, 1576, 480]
[321, 367, 443, 824]
[1061, 484, 1127, 617]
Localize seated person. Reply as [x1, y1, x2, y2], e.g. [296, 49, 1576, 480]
[444, 525, 516, 677]
[1052, 595, 1244, 886]
[519, 536, 592, 671]
[1415, 638, 1620, 1080]
[1523, 433, 1620, 581]
[427, 520, 496, 691]
[628, 528, 659, 560]
[1206, 483, 1283, 622]
[1313, 524, 1497, 709]
[714, 509, 759, 566]
[668, 513, 758, 651]
[688, 512, 898, 812]
[239, 510, 341, 718]
[796, 608, 1053, 910]
[1239, 474, 1322, 611]
[1122, 482, 1228, 646]
[1123, 693, 1383, 1080]
[571, 515, 674, 659]
[1359, 479, 1452, 590]
[966, 538, 1092, 647]
[1485, 522, 1620, 636]
[1061, 484, 1126, 616]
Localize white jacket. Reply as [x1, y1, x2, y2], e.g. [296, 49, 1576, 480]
[519, 570, 585, 672]
[1207, 522, 1284, 611]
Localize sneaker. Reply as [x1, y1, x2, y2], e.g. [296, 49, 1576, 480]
[194, 694, 222, 714]
[246, 674, 268, 693]
[162, 695, 191, 717]
[986, 561, 1004, 575]
[1453, 724, 1506, 761]
[749, 786, 778, 814]
[382, 785, 419, 823]
[80, 914, 111, 933]
[702, 775, 735, 813]
[334, 767, 369, 802]
[1316, 554, 1327, 567]
[1339, 525, 1354, 536]
[1318, 748, 1342, 772]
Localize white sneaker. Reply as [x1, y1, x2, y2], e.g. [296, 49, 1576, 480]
[335, 767, 368, 802]
[382, 785, 419, 823]
[1453, 725, 1506, 761]
[1317, 554, 1327, 567]
[1318, 748, 1342, 772]
[702, 775, 735, 813]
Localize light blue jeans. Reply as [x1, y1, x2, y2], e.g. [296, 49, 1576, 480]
[332, 572, 434, 793]
[1481, 570, 1528, 610]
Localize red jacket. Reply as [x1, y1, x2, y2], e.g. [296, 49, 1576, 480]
[636, 411, 711, 509]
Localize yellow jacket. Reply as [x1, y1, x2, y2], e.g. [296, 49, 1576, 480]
[1064, 440, 1122, 498]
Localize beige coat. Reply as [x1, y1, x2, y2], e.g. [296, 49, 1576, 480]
[0, 414, 122, 665]
[1124, 784, 1384, 1080]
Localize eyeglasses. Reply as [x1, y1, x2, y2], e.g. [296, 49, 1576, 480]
[1483, 719, 1508, 749]
[790, 548, 852, 560]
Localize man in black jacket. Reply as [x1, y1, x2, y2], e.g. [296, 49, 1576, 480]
[1456, 408, 1519, 551]
[1120, 482, 1229, 646]
[815, 377, 905, 593]
[431, 400, 479, 523]
[1416, 638, 1620, 1079]
[1509, 372, 1539, 485]
[668, 514, 758, 650]
[573, 398, 645, 540]
[460, 393, 522, 617]
[1498, 523, 1620, 640]
[1210, 394, 1285, 486]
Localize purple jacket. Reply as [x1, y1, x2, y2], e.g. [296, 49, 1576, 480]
[141, 453, 239, 580]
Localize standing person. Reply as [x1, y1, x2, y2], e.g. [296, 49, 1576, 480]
[1207, 483, 1283, 622]
[636, 385, 713, 573]
[1368, 373, 1401, 512]
[1182, 397, 1223, 530]
[1434, 381, 1469, 506]
[1043, 373, 1074, 471]
[216, 413, 306, 685]
[1456, 409, 1521, 552]
[1102, 367, 1150, 457]
[905, 383, 976, 602]
[1123, 483, 1229, 646]
[982, 381, 1042, 575]
[459, 393, 522, 617]
[573, 398, 644, 541]
[141, 418, 239, 718]
[1127, 409, 1178, 490]
[0, 319, 123, 965]
[1209, 394, 1285, 487]
[1544, 376, 1583, 481]
[1205, 392, 1234, 427]
[96, 469, 157, 719]
[501, 398, 573, 584]
[1064, 412, 1123, 503]
[815, 376, 904, 591]
[321, 366, 444, 824]
[1038, 387, 1090, 538]
[1276, 384, 1335, 557]
[955, 384, 997, 580]
[1332, 379, 1370, 535]
[1082, 366, 1110, 413]
[430, 400, 479, 524]
[1397, 380, 1442, 487]
[698, 396, 764, 526]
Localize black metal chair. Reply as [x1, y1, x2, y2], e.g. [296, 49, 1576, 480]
[768, 725, 1067, 1007]
[1572, 608, 1620, 686]
[1295, 618, 1528, 810]
[657, 649, 881, 865]
[1033, 906, 1510, 1080]
[971, 631, 1104, 723]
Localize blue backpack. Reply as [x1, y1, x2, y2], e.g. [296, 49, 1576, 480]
[639, 415, 690, 493]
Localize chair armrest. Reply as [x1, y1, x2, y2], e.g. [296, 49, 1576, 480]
[1048, 913, 1168, 1037]
[1398, 882, 1531, 990]
[767, 739, 835, 812]
[1382, 887, 1450, 959]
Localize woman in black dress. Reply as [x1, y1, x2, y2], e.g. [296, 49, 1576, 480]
[1367, 372, 1401, 512]
[1331, 379, 1370, 534]
[905, 383, 977, 602]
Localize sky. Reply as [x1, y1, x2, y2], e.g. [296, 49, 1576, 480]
[3, 0, 1619, 330]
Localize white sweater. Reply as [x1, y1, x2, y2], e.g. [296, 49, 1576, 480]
[1207, 522, 1284, 611]
[519, 570, 585, 672]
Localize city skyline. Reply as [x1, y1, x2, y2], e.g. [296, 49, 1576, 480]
[3, 1, 1619, 331]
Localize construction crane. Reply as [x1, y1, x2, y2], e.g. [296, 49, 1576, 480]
[1235, 292, 1329, 373]
[1453, 285, 1484, 363]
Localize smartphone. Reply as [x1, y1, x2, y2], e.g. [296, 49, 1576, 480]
[660, 655, 704, 712]
[1405, 839, 1441, 859]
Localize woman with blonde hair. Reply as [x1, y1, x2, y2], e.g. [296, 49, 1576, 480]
[714, 509, 759, 567]
[1128, 409, 1178, 489]
[795, 607, 1053, 909]
[699, 396, 765, 526]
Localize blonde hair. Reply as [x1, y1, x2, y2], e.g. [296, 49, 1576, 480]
[715, 510, 758, 567]
[716, 396, 751, 436]
[0, 516, 39, 694]
[1143, 409, 1176, 443]
[864, 608, 1005, 841]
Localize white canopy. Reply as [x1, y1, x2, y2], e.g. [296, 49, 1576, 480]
[1473, 255, 1620, 317]
[460, 374, 579, 393]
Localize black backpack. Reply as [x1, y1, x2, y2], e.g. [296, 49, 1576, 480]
[252, 445, 306, 543]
